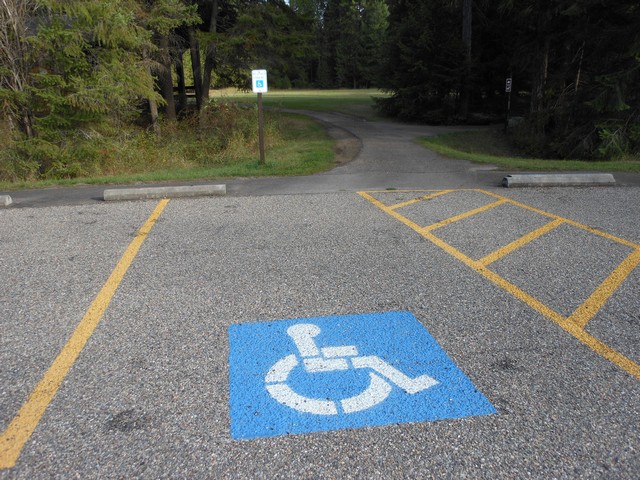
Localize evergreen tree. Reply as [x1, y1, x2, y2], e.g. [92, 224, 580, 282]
[133, 0, 198, 123]
[320, 0, 388, 88]
[186, 0, 240, 110]
[378, 0, 639, 158]
[377, 0, 464, 122]
[359, 0, 389, 87]
[0, 0, 158, 142]
[500, 0, 640, 158]
[213, 0, 315, 89]
[0, 0, 167, 175]
[0, 0, 38, 138]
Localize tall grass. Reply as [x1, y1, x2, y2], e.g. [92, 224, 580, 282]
[0, 102, 335, 189]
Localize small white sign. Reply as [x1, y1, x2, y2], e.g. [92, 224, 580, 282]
[252, 70, 268, 93]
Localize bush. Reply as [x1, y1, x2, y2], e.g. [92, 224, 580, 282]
[0, 149, 40, 182]
[0, 99, 291, 183]
[511, 112, 640, 161]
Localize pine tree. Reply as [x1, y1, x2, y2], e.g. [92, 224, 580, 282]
[5, 0, 158, 139]
[500, 0, 640, 158]
[319, 0, 388, 88]
[133, 0, 198, 125]
[377, 0, 464, 121]
[0, 0, 192, 175]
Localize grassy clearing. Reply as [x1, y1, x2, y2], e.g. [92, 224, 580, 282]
[212, 88, 388, 120]
[0, 111, 334, 190]
[419, 128, 640, 172]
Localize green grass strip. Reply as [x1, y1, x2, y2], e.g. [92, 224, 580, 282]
[418, 131, 640, 172]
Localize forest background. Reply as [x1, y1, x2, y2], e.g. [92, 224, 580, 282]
[1, 0, 639, 183]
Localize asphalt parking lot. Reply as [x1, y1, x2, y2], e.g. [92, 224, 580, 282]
[1, 187, 638, 478]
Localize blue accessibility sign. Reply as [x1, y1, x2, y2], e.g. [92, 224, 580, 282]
[228, 311, 495, 439]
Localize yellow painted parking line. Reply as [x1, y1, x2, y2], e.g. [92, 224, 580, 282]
[420, 199, 507, 233]
[359, 191, 567, 326]
[568, 248, 640, 329]
[563, 322, 640, 379]
[480, 190, 640, 250]
[420, 229, 569, 327]
[421, 230, 640, 380]
[0, 199, 169, 470]
[359, 190, 640, 380]
[388, 190, 454, 210]
[479, 219, 565, 266]
[359, 191, 430, 233]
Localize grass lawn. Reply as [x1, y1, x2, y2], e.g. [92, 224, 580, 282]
[211, 88, 388, 121]
[418, 128, 640, 172]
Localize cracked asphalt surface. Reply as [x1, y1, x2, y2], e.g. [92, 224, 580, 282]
[1, 113, 639, 478]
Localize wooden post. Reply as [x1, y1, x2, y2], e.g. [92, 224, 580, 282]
[258, 92, 265, 165]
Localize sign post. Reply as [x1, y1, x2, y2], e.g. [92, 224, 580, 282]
[251, 70, 268, 165]
[505, 76, 512, 129]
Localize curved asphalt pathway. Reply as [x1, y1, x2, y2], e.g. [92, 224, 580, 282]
[225, 111, 504, 196]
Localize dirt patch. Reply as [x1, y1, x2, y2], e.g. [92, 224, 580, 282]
[326, 126, 362, 165]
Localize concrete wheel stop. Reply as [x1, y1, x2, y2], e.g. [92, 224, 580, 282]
[502, 173, 615, 188]
[103, 184, 226, 201]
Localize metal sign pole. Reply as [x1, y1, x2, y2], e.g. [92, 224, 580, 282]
[505, 76, 512, 130]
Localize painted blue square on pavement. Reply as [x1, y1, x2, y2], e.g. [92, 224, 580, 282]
[228, 311, 495, 439]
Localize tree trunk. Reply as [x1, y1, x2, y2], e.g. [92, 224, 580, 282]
[148, 96, 161, 137]
[460, 0, 472, 120]
[575, 41, 585, 93]
[197, 0, 221, 108]
[208, 0, 219, 33]
[188, 27, 203, 111]
[158, 36, 176, 122]
[176, 57, 187, 111]
[531, 37, 550, 116]
[202, 48, 215, 104]
[143, 46, 160, 136]
[24, 111, 35, 138]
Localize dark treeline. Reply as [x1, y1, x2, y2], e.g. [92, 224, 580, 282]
[377, 0, 640, 160]
[1, 0, 639, 172]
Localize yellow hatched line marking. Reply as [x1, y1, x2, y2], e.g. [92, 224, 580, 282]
[0, 199, 170, 470]
[568, 248, 640, 329]
[479, 189, 640, 250]
[359, 190, 640, 380]
[388, 190, 454, 210]
[479, 218, 565, 266]
[359, 191, 429, 232]
[359, 191, 566, 325]
[420, 199, 507, 233]
[421, 229, 569, 327]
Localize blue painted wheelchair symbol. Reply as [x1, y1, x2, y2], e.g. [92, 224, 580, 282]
[266, 323, 439, 415]
[256, 80, 264, 88]
[229, 312, 495, 439]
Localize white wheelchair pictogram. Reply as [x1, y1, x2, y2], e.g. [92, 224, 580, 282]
[265, 323, 439, 415]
